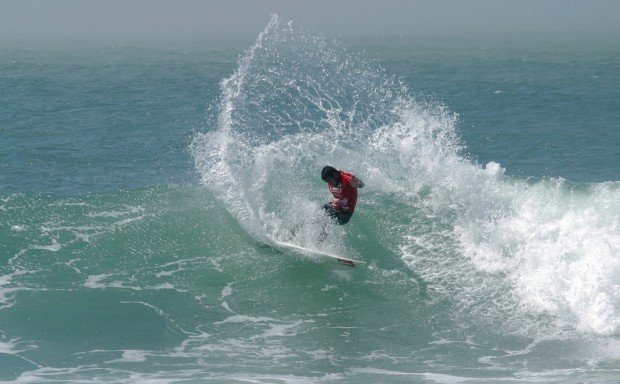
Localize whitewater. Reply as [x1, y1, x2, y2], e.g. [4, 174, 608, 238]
[193, 15, 619, 337]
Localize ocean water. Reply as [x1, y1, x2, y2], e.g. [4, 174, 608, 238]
[1, 15, 619, 383]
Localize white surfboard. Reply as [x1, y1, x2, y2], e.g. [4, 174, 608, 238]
[268, 238, 363, 268]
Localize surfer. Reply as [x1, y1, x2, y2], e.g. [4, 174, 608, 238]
[285, 166, 364, 243]
[313, 165, 364, 243]
[320, 165, 364, 225]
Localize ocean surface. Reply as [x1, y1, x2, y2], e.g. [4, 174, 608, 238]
[1, 15, 619, 383]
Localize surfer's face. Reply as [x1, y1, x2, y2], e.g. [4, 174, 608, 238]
[326, 173, 340, 185]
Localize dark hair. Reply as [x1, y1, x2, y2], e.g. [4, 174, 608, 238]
[321, 166, 339, 181]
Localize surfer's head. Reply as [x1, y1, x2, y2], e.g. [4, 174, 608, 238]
[321, 166, 340, 184]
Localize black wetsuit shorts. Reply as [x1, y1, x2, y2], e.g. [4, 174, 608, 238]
[322, 203, 352, 225]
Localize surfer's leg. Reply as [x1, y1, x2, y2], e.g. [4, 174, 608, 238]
[336, 212, 352, 225]
[317, 227, 328, 244]
[317, 204, 352, 243]
[317, 203, 338, 244]
[285, 220, 305, 241]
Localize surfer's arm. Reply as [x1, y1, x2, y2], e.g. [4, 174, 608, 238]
[350, 175, 365, 188]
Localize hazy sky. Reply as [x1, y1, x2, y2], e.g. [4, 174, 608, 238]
[1, 0, 619, 43]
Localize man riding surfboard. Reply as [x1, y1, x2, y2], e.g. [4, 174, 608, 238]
[320, 165, 365, 225]
[286, 165, 364, 243]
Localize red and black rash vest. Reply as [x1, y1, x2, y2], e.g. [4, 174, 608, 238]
[328, 171, 358, 213]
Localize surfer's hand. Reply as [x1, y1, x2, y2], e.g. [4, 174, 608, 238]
[351, 176, 365, 188]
